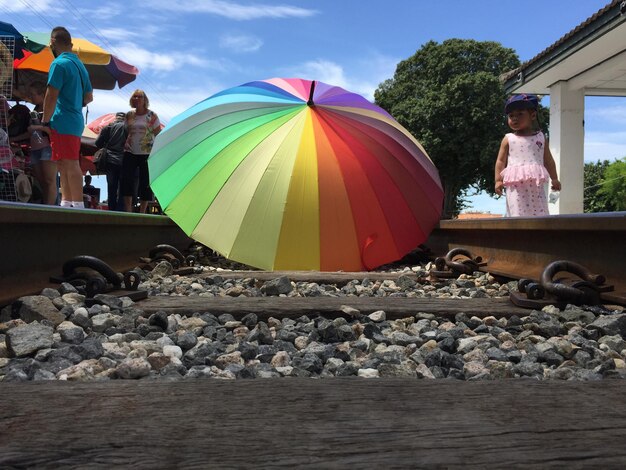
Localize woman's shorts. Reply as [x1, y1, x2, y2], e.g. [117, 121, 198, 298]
[30, 146, 53, 165]
[50, 130, 81, 161]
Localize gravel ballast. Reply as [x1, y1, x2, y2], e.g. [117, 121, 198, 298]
[1, 260, 624, 382]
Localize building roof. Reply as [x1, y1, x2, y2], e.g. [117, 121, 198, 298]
[503, 1, 626, 96]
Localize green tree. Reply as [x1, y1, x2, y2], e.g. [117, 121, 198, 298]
[598, 158, 626, 211]
[375, 39, 520, 218]
[583, 160, 612, 213]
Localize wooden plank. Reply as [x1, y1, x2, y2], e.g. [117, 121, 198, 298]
[1, 379, 626, 468]
[200, 270, 424, 286]
[138, 296, 528, 319]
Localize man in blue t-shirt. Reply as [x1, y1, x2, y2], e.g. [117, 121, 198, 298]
[40, 26, 93, 208]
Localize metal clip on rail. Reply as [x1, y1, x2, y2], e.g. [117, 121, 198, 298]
[509, 260, 614, 309]
[430, 248, 487, 278]
[140, 244, 197, 275]
[50, 255, 147, 301]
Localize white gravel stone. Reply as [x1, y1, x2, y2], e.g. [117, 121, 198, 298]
[368, 310, 386, 322]
[57, 359, 104, 381]
[177, 317, 208, 330]
[270, 351, 291, 368]
[294, 336, 309, 350]
[415, 364, 435, 379]
[91, 313, 118, 333]
[357, 368, 379, 378]
[456, 338, 478, 354]
[116, 357, 152, 379]
[464, 361, 489, 379]
[163, 345, 183, 359]
[214, 351, 244, 369]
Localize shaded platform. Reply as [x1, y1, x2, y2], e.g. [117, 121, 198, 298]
[1, 378, 626, 468]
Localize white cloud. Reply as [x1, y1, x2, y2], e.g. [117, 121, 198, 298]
[86, 4, 125, 20]
[219, 33, 263, 53]
[97, 27, 142, 43]
[584, 130, 626, 161]
[0, 0, 55, 13]
[585, 104, 626, 123]
[90, 84, 222, 124]
[286, 59, 349, 88]
[152, 0, 318, 20]
[111, 43, 228, 73]
[283, 54, 398, 101]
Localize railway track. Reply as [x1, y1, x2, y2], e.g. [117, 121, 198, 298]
[2, 202, 626, 467]
[1, 202, 624, 307]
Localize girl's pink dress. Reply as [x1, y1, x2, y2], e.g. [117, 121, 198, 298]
[501, 132, 550, 217]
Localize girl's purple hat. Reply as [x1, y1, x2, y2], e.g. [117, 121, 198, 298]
[505, 94, 539, 113]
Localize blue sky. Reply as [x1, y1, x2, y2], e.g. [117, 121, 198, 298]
[2, 0, 624, 212]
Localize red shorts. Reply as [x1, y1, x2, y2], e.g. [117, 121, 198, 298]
[50, 129, 81, 162]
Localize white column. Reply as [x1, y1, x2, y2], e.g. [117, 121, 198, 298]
[548, 82, 584, 214]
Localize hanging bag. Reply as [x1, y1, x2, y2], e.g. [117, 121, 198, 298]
[93, 145, 108, 174]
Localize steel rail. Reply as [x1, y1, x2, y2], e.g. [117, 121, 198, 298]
[0, 202, 191, 305]
[1, 202, 624, 306]
[426, 212, 626, 302]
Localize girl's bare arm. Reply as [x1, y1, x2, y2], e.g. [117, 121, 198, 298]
[494, 136, 508, 196]
[544, 138, 561, 190]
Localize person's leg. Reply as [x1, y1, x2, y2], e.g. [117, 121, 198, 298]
[40, 160, 58, 205]
[112, 165, 123, 211]
[57, 160, 71, 206]
[36, 146, 58, 205]
[138, 155, 151, 214]
[120, 153, 136, 212]
[31, 161, 44, 201]
[65, 159, 83, 205]
[106, 164, 118, 211]
[50, 132, 82, 206]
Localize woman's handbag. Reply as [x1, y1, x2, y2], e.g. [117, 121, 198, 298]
[93, 147, 108, 173]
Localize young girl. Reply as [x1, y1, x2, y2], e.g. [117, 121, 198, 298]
[495, 94, 561, 217]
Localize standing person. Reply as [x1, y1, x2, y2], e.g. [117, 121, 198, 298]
[494, 94, 561, 217]
[95, 112, 127, 211]
[40, 26, 93, 208]
[27, 81, 57, 205]
[121, 89, 161, 213]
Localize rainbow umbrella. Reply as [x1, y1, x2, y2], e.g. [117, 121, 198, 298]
[149, 78, 443, 271]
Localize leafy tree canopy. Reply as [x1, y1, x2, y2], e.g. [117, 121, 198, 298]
[597, 158, 626, 211]
[375, 39, 520, 218]
[584, 160, 613, 213]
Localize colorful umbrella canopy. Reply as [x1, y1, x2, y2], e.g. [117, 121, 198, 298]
[87, 113, 118, 135]
[80, 123, 103, 175]
[13, 32, 138, 91]
[0, 21, 45, 59]
[87, 112, 165, 135]
[149, 78, 444, 271]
